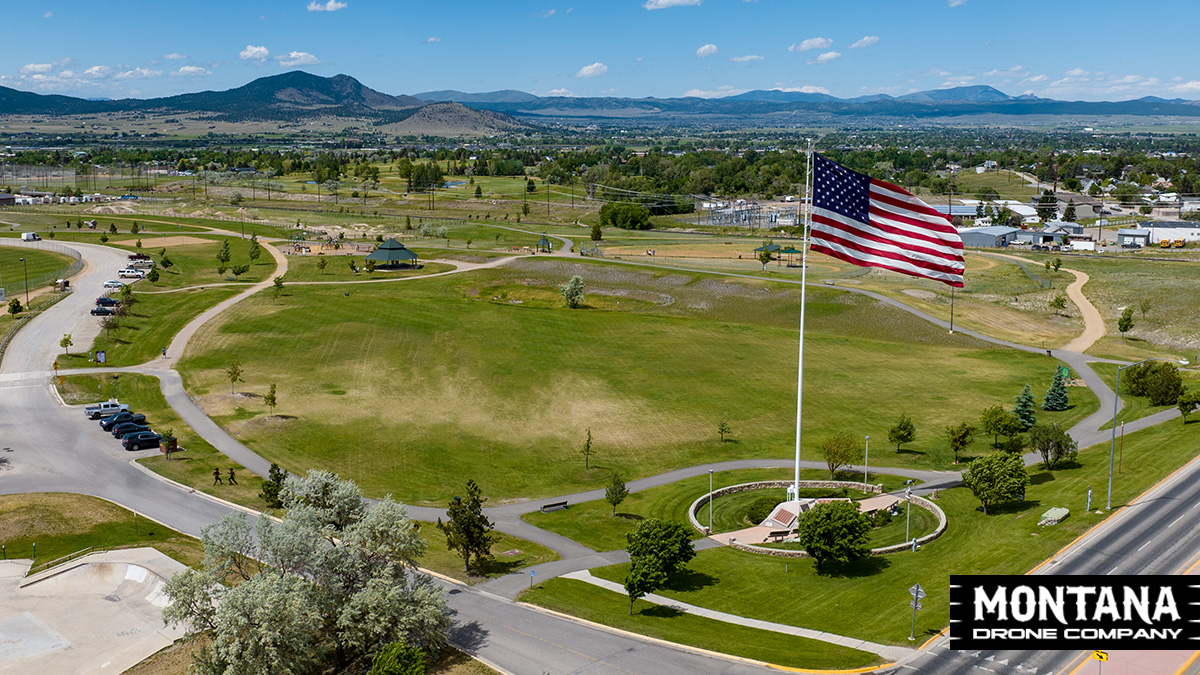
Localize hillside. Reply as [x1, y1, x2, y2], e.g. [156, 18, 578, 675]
[383, 102, 530, 136]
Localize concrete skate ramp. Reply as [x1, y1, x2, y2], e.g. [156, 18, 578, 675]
[0, 548, 187, 675]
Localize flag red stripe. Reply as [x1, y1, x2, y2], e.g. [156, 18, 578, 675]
[811, 242, 964, 288]
[861, 206, 965, 252]
[813, 211, 963, 265]
[810, 227, 965, 277]
[871, 179, 956, 225]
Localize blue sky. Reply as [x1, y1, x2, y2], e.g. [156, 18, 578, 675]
[4, 0, 1198, 102]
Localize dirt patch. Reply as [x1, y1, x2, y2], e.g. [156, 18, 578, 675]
[901, 289, 937, 301]
[87, 204, 138, 215]
[0, 494, 125, 540]
[149, 236, 213, 248]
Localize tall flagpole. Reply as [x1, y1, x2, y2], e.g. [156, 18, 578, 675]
[794, 139, 815, 501]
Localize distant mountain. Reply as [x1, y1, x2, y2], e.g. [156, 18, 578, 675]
[387, 101, 530, 136]
[725, 89, 839, 103]
[416, 89, 541, 104]
[896, 85, 1014, 102]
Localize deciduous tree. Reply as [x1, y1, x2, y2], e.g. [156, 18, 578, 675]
[580, 427, 595, 468]
[1179, 390, 1200, 424]
[821, 431, 861, 479]
[796, 501, 871, 572]
[624, 518, 695, 614]
[561, 275, 585, 308]
[888, 413, 916, 452]
[59, 333, 73, 354]
[605, 474, 629, 516]
[1028, 423, 1077, 470]
[945, 422, 976, 464]
[962, 452, 1029, 515]
[226, 362, 243, 394]
[264, 383, 277, 415]
[717, 413, 732, 442]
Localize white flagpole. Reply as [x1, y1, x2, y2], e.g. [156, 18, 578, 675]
[794, 139, 815, 501]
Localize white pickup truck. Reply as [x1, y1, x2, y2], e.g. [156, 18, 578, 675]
[84, 400, 130, 419]
[118, 268, 146, 279]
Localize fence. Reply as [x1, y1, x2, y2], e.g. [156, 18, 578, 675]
[0, 239, 84, 299]
[0, 289, 72, 368]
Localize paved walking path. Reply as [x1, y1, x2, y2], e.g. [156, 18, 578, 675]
[561, 570, 915, 662]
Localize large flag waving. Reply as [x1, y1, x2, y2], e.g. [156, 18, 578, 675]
[810, 153, 964, 287]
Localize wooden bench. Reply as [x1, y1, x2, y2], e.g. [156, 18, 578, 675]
[766, 530, 791, 543]
[540, 501, 568, 513]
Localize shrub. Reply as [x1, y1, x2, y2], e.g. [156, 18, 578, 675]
[746, 496, 777, 525]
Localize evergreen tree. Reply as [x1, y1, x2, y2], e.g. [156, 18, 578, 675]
[1043, 369, 1070, 411]
[1063, 199, 1077, 222]
[1012, 384, 1038, 430]
[436, 479, 497, 574]
[1117, 306, 1135, 336]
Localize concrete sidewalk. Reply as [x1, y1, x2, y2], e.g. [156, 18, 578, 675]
[561, 569, 915, 662]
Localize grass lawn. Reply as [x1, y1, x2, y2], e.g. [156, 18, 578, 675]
[56, 373, 268, 510]
[0, 493, 204, 570]
[524, 468, 920, 553]
[1092, 362, 1200, 429]
[177, 259, 1097, 505]
[126, 236, 277, 290]
[56, 287, 240, 367]
[418, 525, 559, 585]
[568, 418, 1200, 647]
[521, 578, 880, 670]
[280, 254, 454, 282]
[0, 247, 76, 297]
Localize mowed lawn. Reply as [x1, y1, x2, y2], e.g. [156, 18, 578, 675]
[178, 260, 1096, 504]
[0, 247, 75, 295]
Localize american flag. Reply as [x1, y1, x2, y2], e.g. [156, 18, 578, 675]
[810, 154, 964, 287]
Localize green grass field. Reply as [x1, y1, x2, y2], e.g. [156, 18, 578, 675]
[521, 578, 880, 669]
[0, 493, 204, 569]
[281, 255, 454, 282]
[0, 247, 75, 297]
[56, 373, 267, 509]
[554, 418, 1200, 647]
[56, 287, 240, 367]
[1092, 362, 1200, 429]
[123, 236, 276, 290]
[419, 526, 559, 584]
[174, 259, 1096, 505]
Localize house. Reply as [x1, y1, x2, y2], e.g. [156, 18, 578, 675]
[1137, 222, 1200, 244]
[1117, 229, 1151, 247]
[1013, 229, 1067, 246]
[959, 225, 1021, 248]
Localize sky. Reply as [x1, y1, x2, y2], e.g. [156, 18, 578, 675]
[4, 0, 1199, 102]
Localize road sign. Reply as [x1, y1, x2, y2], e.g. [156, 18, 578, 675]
[909, 583, 926, 600]
[910, 601, 923, 610]
[1093, 651, 1108, 662]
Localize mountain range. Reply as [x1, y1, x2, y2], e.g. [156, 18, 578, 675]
[3, 73, 1200, 133]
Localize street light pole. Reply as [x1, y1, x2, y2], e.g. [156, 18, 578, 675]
[863, 435, 870, 488]
[1107, 358, 1189, 509]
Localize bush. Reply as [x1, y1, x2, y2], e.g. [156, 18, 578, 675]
[1125, 361, 1185, 406]
[746, 496, 777, 525]
[599, 202, 651, 230]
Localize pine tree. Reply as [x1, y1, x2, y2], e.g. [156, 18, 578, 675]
[1012, 384, 1038, 430]
[1043, 369, 1070, 411]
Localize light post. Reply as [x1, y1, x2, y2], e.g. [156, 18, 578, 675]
[1107, 358, 1189, 509]
[708, 469, 714, 534]
[863, 435, 870, 488]
[19, 257, 29, 306]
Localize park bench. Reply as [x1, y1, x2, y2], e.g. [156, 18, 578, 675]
[766, 530, 791, 543]
[540, 501, 568, 513]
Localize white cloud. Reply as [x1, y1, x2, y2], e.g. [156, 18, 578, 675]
[730, 54, 763, 63]
[306, 0, 347, 11]
[1065, 67, 1089, 77]
[983, 65, 1026, 77]
[277, 51, 321, 67]
[426, 37, 441, 43]
[163, 53, 187, 60]
[547, 88, 575, 97]
[789, 37, 832, 52]
[172, 66, 211, 77]
[1024, 74, 1048, 83]
[695, 44, 718, 58]
[114, 67, 162, 80]
[43, 10, 53, 18]
[1171, 81, 1200, 94]
[809, 51, 841, 65]
[643, 0, 701, 8]
[948, 0, 967, 6]
[849, 36, 879, 49]
[20, 63, 55, 75]
[83, 65, 112, 78]
[576, 62, 608, 78]
[941, 75, 976, 87]
[538, 8, 556, 17]
[921, 67, 951, 77]
[239, 45, 270, 61]
[772, 85, 831, 94]
[682, 85, 748, 98]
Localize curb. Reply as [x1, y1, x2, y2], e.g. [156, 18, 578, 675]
[126, 459, 262, 517]
[515, 599, 892, 673]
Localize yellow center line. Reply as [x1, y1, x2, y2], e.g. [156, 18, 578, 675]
[1062, 651, 1092, 675]
[1173, 650, 1200, 675]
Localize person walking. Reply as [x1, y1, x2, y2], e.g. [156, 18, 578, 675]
[161, 347, 167, 359]
[213, 467, 223, 485]
[227, 468, 238, 485]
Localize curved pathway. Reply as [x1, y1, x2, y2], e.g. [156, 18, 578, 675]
[980, 251, 1107, 353]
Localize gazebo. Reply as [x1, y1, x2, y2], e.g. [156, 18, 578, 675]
[779, 246, 802, 266]
[536, 234, 553, 254]
[366, 238, 420, 268]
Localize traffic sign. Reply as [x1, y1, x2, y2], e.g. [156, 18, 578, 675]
[910, 601, 923, 610]
[1093, 651, 1108, 662]
[909, 583, 926, 600]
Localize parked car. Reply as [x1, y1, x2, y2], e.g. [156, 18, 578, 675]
[130, 259, 155, 268]
[95, 297, 119, 307]
[122, 431, 162, 451]
[99, 412, 146, 431]
[90, 306, 115, 316]
[1031, 244, 1044, 251]
[84, 400, 129, 419]
[118, 268, 146, 279]
[104, 280, 123, 289]
[128, 253, 151, 261]
[112, 422, 152, 439]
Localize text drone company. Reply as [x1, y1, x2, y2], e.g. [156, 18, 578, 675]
[950, 576, 1198, 650]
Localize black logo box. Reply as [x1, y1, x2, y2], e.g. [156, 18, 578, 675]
[950, 576, 1199, 650]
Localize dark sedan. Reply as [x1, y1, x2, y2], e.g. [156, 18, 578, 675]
[95, 297, 119, 307]
[99, 412, 146, 431]
[90, 306, 115, 316]
[122, 431, 162, 451]
[112, 422, 152, 438]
